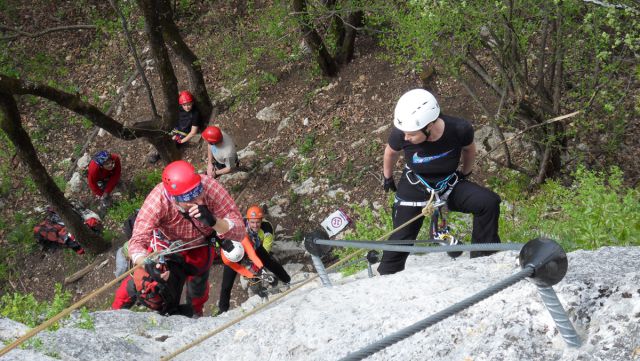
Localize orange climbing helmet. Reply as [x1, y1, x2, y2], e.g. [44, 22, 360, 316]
[246, 205, 264, 220]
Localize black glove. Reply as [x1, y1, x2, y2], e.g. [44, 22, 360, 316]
[383, 176, 397, 192]
[220, 239, 234, 252]
[197, 205, 216, 227]
[143, 261, 164, 281]
[366, 250, 380, 264]
[455, 170, 472, 181]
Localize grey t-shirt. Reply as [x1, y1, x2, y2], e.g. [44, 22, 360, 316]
[209, 130, 238, 169]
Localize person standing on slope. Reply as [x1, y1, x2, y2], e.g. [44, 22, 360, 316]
[216, 205, 290, 314]
[380, 89, 501, 275]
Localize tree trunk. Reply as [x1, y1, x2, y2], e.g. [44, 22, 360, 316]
[136, 0, 179, 129]
[109, 0, 159, 118]
[157, 0, 215, 120]
[335, 10, 362, 65]
[134, 119, 180, 161]
[292, 0, 338, 77]
[0, 74, 157, 139]
[0, 93, 109, 254]
[137, 0, 180, 163]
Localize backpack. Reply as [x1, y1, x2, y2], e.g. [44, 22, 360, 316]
[132, 264, 172, 312]
[33, 205, 101, 254]
[133, 263, 184, 314]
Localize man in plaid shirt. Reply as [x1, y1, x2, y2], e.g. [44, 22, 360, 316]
[128, 160, 244, 316]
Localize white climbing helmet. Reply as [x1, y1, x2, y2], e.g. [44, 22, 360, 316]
[393, 89, 440, 132]
[222, 240, 245, 263]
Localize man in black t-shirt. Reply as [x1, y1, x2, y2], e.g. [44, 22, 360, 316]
[380, 89, 502, 275]
[171, 90, 201, 145]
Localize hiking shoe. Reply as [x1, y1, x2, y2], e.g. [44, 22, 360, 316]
[447, 237, 463, 259]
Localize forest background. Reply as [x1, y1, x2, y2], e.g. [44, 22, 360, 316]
[0, 0, 638, 321]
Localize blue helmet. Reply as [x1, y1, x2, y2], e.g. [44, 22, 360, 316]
[93, 151, 110, 166]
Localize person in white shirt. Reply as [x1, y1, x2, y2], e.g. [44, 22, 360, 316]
[202, 125, 238, 178]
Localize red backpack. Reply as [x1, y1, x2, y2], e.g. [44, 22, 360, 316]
[33, 206, 100, 254]
[132, 267, 167, 311]
[132, 263, 181, 313]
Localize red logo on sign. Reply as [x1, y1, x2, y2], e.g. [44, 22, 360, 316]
[331, 217, 343, 228]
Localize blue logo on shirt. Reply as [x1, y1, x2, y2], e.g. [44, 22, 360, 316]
[412, 150, 453, 164]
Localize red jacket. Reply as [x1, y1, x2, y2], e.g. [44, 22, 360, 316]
[87, 154, 121, 196]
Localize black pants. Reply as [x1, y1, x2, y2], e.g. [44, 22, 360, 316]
[377, 179, 501, 275]
[218, 246, 291, 312]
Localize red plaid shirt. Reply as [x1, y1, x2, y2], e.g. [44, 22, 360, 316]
[129, 175, 244, 263]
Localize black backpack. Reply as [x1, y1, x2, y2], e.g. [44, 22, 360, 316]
[122, 209, 139, 239]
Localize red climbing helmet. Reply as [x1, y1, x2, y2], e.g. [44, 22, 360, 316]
[162, 160, 202, 198]
[178, 91, 194, 105]
[202, 126, 223, 144]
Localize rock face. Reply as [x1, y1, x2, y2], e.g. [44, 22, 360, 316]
[64, 172, 83, 197]
[1, 247, 638, 361]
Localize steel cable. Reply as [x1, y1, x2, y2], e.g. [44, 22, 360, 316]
[339, 266, 535, 361]
[314, 239, 523, 253]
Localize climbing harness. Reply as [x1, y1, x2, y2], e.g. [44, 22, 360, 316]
[403, 167, 459, 203]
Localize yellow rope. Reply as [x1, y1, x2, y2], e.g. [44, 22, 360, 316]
[0, 252, 158, 358]
[162, 193, 436, 360]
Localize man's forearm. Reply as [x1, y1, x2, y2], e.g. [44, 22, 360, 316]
[216, 167, 231, 176]
[460, 143, 476, 174]
[383, 145, 400, 178]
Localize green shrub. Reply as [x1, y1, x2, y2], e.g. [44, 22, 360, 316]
[74, 307, 95, 330]
[497, 166, 640, 251]
[0, 284, 72, 330]
[7, 212, 34, 244]
[332, 193, 469, 275]
[335, 198, 394, 276]
[132, 168, 162, 196]
[297, 133, 317, 156]
[0, 212, 34, 279]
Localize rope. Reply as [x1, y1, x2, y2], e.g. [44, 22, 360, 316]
[336, 192, 437, 265]
[0, 251, 159, 358]
[339, 266, 535, 361]
[329, 257, 368, 274]
[378, 191, 435, 241]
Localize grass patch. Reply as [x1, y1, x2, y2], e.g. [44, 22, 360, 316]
[297, 132, 317, 156]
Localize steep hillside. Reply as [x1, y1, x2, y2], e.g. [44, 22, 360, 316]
[0, 1, 492, 312]
[1, 0, 638, 319]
